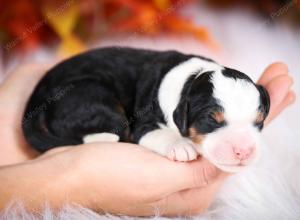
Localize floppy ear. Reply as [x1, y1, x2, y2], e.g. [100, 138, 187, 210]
[173, 97, 189, 136]
[256, 85, 270, 117]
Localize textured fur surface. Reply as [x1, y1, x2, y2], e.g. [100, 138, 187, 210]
[1, 3, 300, 220]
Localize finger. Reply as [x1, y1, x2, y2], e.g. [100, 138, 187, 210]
[158, 157, 230, 194]
[257, 62, 289, 86]
[121, 172, 228, 217]
[0, 63, 49, 108]
[0, 63, 50, 93]
[0, 60, 60, 103]
[265, 91, 296, 125]
[264, 75, 293, 122]
[152, 173, 228, 217]
[0, 63, 55, 128]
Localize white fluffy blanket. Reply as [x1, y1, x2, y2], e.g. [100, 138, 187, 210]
[1, 3, 300, 220]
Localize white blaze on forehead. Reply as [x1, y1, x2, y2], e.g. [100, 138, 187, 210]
[158, 57, 223, 130]
[211, 71, 260, 123]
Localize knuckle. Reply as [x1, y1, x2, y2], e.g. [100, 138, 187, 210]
[193, 162, 218, 187]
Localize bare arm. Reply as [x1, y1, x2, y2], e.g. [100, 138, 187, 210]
[0, 153, 71, 212]
[0, 142, 228, 216]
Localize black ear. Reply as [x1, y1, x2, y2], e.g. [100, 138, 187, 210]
[173, 97, 189, 136]
[256, 85, 270, 117]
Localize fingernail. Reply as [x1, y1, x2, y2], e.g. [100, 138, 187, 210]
[272, 62, 289, 73]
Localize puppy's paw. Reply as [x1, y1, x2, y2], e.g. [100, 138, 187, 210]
[83, 133, 119, 144]
[167, 139, 198, 162]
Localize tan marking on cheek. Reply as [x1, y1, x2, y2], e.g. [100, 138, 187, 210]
[213, 111, 225, 123]
[256, 111, 264, 124]
[189, 127, 205, 145]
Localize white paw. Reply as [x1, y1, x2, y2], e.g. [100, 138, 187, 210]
[167, 139, 198, 162]
[83, 133, 119, 144]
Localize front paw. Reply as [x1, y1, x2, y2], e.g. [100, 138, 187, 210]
[167, 139, 198, 162]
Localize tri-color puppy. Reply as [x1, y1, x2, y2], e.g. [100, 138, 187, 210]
[22, 47, 270, 172]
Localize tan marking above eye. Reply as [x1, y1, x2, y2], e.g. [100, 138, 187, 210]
[212, 111, 225, 123]
[189, 127, 205, 145]
[256, 111, 265, 124]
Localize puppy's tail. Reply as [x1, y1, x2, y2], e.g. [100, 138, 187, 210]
[22, 112, 79, 153]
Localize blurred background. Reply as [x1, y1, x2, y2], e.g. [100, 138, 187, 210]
[0, 0, 299, 63]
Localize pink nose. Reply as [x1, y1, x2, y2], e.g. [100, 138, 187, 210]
[233, 146, 254, 160]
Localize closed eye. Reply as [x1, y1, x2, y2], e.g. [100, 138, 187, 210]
[255, 121, 264, 130]
[254, 111, 266, 130]
[255, 111, 265, 124]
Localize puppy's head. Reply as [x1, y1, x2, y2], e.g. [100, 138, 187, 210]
[174, 68, 270, 172]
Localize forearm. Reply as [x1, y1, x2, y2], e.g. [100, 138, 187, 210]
[0, 152, 78, 211]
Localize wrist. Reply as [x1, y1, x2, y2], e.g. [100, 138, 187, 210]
[40, 147, 105, 211]
[0, 150, 78, 211]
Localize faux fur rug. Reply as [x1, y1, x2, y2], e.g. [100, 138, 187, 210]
[1, 3, 300, 220]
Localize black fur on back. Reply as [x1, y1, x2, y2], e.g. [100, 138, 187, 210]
[23, 47, 198, 152]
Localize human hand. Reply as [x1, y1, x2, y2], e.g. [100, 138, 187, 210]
[30, 142, 228, 216]
[257, 62, 295, 125]
[0, 61, 295, 216]
[0, 63, 55, 165]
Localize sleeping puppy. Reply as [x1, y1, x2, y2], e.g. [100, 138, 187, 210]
[22, 47, 270, 172]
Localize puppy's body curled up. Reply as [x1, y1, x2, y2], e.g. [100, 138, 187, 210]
[23, 47, 270, 172]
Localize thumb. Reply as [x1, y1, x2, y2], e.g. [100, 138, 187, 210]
[160, 157, 230, 193]
[178, 158, 229, 189]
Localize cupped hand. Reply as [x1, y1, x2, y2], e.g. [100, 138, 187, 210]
[0, 61, 295, 216]
[36, 142, 228, 216]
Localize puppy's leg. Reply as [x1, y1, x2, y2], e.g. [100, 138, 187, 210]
[44, 82, 129, 150]
[139, 126, 198, 162]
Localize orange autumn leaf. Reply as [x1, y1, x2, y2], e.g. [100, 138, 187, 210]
[42, 1, 85, 57]
[108, 4, 159, 34]
[163, 15, 220, 50]
[153, 0, 171, 10]
[0, 0, 55, 53]
[1, 0, 217, 59]
[105, 0, 217, 49]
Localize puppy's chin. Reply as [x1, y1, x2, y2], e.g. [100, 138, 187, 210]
[214, 163, 250, 173]
[201, 152, 260, 173]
